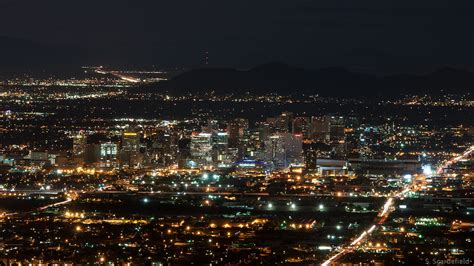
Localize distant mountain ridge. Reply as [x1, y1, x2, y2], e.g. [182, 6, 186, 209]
[147, 62, 474, 98]
[0, 35, 472, 97]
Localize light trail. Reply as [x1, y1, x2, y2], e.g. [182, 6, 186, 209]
[1, 197, 72, 218]
[321, 192, 401, 266]
[117, 75, 140, 83]
[37, 198, 72, 211]
[350, 231, 367, 246]
[379, 197, 393, 217]
[322, 145, 473, 266]
[94, 67, 141, 83]
[367, 225, 376, 234]
[321, 252, 345, 266]
[436, 145, 474, 174]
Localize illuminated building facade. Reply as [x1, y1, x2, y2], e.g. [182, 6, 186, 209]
[100, 142, 118, 168]
[264, 133, 303, 169]
[190, 132, 213, 168]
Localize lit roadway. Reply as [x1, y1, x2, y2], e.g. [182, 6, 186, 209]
[436, 145, 474, 174]
[37, 197, 72, 211]
[95, 68, 141, 83]
[320, 186, 411, 266]
[321, 145, 473, 266]
[2, 193, 74, 218]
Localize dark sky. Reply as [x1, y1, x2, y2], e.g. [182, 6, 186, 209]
[0, 0, 473, 73]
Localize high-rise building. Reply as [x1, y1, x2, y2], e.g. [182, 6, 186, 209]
[177, 137, 192, 169]
[212, 132, 228, 150]
[309, 116, 329, 141]
[264, 133, 303, 169]
[303, 141, 331, 170]
[121, 131, 142, 167]
[84, 144, 100, 165]
[100, 142, 118, 168]
[190, 132, 213, 168]
[203, 119, 219, 133]
[276, 112, 294, 133]
[242, 129, 264, 159]
[72, 131, 87, 156]
[292, 117, 309, 137]
[227, 118, 249, 147]
[309, 115, 346, 145]
[150, 130, 177, 167]
[212, 132, 229, 167]
[327, 116, 346, 156]
[122, 132, 140, 152]
[328, 116, 345, 143]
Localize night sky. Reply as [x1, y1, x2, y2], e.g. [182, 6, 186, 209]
[0, 0, 473, 73]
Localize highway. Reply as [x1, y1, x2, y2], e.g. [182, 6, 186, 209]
[436, 145, 474, 174]
[37, 198, 72, 211]
[95, 68, 141, 83]
[2, 196, 73, 218]
[322, 145, 473, 266]
[0, 189, 63, 195]
[321, 187, 410, 266]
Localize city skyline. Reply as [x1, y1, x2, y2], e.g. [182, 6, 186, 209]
[0, 73, 473, 264]
[0, 1, 473, 265]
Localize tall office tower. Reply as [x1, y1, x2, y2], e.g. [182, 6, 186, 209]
[292, 117, 309, 137]
[100, 142, 118, 168]
[190, 132, 213, 168]
[346, 116, 360, 129]
[264, 133, 303, 169]
[212, 132, 234, 168]
[223, 148, 240, 167]
[257, 122, 272, 142]
[212, 132, 228, 150]
[310, 116, 329, 141]
[72, 131, 87, 156]
[276, 112, 294, 133]
[326, 116, 346, 157]
[121, 131, 142, 168]
[327, 116, 345, 143]
[84, 144, 100, 165]
[309, 115, 346, 144]
[227, 118, 249, 147]
[265, 117, 277, 132]
[122, 131, 140, 152]
[177, 137, 191, 169]
[242, 129, 264, 159]
[203, 119, 219, 133]
[212, 132, 228, 162]
[303, 141, 331, 170]
[150, 130, 177, 167]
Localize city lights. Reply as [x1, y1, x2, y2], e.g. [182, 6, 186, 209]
[0, 63, 472, 265]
